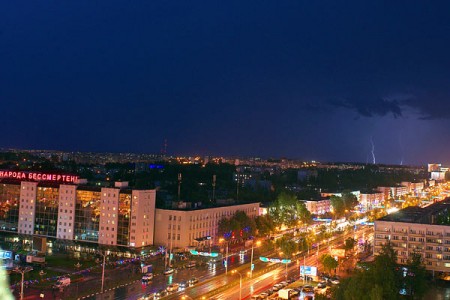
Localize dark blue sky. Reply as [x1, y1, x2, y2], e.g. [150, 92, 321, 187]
[2, 1, 450, 165]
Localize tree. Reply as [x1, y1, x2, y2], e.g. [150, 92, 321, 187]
[217, 210, 256, 241]
[333, 242, 402, 300]
[296, 201, 312, 225]
[404, 252, 428, 299]
[344, 237, 356, 253]
[342, 191, 358, 213]
[254, 214, 275, 237]
[330, 195, 345, 218]
[269, 192, 312, 228]
[319, 254, 338, 274]
[275, 236, 298, 258]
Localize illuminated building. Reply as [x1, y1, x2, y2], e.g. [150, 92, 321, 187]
[374, 199, 450, 273]
[154, 202, 260, 251]
[0, 171, 155, 248]
[304, 198, 331, 215]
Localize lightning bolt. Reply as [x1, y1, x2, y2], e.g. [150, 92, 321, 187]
[370, 137, 376, 164]
[399, 131, 404, 165]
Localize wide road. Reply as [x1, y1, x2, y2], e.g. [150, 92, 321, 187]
[213, 226, 373, 300]
[80, 225, 373, 300]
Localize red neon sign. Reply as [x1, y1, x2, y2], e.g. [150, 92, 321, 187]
[0, 170, 79, 183]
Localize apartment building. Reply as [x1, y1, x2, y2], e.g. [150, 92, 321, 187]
[374, 199, 450, 273]
[154, 202, 260, 250]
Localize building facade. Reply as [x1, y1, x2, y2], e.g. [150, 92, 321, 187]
[374, 199, 450, 273]
[377, 186, 408, 199]
[0, 172, 156, 248]
[154, 202, 260, 250]
[304, 199, 331, 215]
[360, 192, 385, 210]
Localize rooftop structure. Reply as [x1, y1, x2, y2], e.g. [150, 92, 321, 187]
[375, 198, 450, 273]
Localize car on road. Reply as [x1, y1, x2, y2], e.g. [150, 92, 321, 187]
[188, 277, 199, 285]
[163, 268, 174, 275]
[141, 273, 153, 284]
[154, 289, 167, 299]
[166, 283, 180, 292]
[179, 281, 188, 290]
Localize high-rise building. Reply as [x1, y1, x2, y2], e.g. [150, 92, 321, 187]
[0, 171, 155, 248]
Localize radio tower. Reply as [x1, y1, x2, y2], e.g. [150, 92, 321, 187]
[161, 139, 168, 155]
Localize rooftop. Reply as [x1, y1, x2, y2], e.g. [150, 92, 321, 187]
[378, 198, 450, 224]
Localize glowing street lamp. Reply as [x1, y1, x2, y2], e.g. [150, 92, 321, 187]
[231, 270, 243, 300]
[250, 240, 261, 278]
[219, 238, 229, 274]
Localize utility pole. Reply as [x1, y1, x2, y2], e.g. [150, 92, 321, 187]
[236, 171, 240, 202]
[212, 175, 216, 202]
[178, 173, 182, 201]
[100, 251, 108, 294]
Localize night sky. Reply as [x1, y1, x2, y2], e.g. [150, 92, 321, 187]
[2, 2, 450, 165]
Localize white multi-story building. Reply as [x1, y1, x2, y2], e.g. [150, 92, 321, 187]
[154, 202, 260, 250]
[0, 171, 156, 249]
[401, 181, 425, 194]
[57, 185, 76, 240]
[359, 192, 384, 210]
[377, 186, 408, 199]
[304, 199, 331, 215]
[374, 199, 450, 273]
[18, 182, 38, 235]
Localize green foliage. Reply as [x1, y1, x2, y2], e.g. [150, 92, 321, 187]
[404, 251, 428, 299]
[319, 254, 338, 274]
[330, 192, 358, 218]
[333, 242, 406, 300]
[269, 192, 312, 227]
[344, 237, 356, 252]
[330, 195, 345, 218]
[254, 214, 275, 237]
[275, 236, 298, 258]
[217, 210, 256, 240]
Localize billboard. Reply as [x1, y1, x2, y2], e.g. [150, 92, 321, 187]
[0, 250, 12, 260]
[300, 266, 317, 276]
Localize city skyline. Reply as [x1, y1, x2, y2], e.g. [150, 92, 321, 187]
[2, 2, 450, 165]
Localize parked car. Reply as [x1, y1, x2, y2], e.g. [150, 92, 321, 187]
[272, 284, 283, 291]
[301, 285, 314, 298]
[330, 277, 340, 285]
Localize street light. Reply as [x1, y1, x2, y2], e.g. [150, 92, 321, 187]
[250, 240, 261, 278]
[279, 252, 288, 281]
[99, 250, 110, 294]
[219, 238, 229, 274]
[231, 270, 242, 300]
[13, 266, 33, 300]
